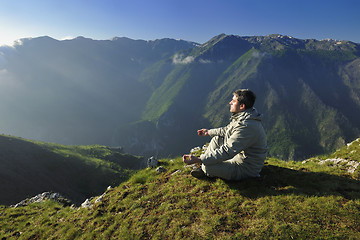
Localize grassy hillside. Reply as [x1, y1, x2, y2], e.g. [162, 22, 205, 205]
[0, 135, 143, 205]
[1, 140, 359, 239]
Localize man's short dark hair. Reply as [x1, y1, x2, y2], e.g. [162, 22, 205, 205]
[233, 89, 256, 109]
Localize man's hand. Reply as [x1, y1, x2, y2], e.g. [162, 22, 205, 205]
[197, 129, 209, 136]
[183, 154, 202, 165]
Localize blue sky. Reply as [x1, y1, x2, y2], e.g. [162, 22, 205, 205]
[1, 0, 359, 46]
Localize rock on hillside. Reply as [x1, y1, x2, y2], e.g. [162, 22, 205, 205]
[302, 138, 360, 177]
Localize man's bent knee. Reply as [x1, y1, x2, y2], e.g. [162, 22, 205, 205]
[201, 163, 233, 180]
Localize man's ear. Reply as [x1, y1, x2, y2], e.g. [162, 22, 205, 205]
[240, 103, 246, 110]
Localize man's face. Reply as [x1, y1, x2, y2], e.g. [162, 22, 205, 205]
[229, 95, 244, 113]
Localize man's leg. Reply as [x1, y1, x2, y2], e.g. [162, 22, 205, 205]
[191, 136, 224, 179]
[205, 135, 223, 152]
[201, 157, 249, 181]
[200, 136, 236, 180]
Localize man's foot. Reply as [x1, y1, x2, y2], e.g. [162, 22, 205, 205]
[190, 168, 207, 179]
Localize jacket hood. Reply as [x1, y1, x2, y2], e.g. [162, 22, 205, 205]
[231, 108, 263, 122]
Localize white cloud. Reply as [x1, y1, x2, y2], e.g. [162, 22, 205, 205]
[199, 58, 212, 64]
[251, 51, 261, 58]
[172, 54, 194, 64]
[0, 36, 17, 47]
[251, 51, 270, 58]
[0, 40, 15, 47]
[11, 38, 32, 47]
[60, 36, 76, 41]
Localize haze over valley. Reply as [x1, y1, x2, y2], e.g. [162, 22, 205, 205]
[1, 34, 360, 160]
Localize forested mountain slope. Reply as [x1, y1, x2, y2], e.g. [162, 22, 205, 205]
[1, 34, 360, 160]
[122, 34, 360, 160]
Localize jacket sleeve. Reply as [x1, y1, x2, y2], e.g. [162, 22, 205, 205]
[201, 123, 256, 165]
[208, 126, 227, 137]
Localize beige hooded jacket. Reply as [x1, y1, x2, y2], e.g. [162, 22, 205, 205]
[200, 108, 268, 177]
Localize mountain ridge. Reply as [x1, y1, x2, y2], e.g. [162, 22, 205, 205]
[130, 34, 360, 159]
[1, 34, 360, 160]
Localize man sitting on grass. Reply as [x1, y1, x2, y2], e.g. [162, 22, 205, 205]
[183, 89, 268, 180]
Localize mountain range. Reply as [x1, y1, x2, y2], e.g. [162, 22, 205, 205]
[1, 34, 360, 160]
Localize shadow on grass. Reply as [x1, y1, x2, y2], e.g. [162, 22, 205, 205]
[224, 164, 360, 200]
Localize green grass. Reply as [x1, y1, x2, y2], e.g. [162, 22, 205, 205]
[0, 134, 143, 205]
[142, 65, 191, 122]
[1, 149, 360, 239]
[332, 138, 360, 161]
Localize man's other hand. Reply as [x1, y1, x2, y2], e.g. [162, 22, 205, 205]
[197, 129, 209, 136]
